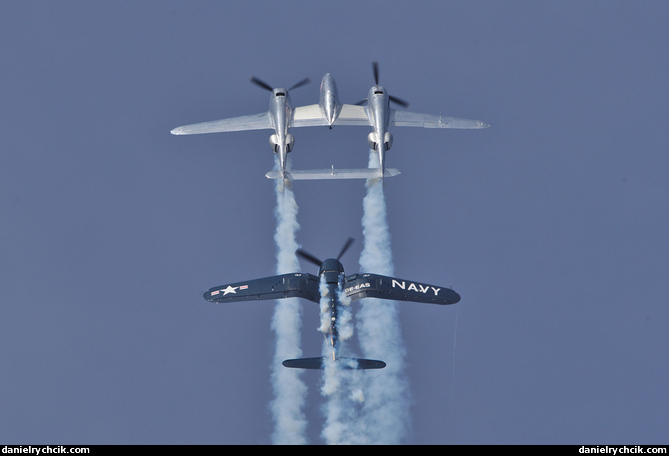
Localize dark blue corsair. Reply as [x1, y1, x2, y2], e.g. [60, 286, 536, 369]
[204, 239, 461, 370]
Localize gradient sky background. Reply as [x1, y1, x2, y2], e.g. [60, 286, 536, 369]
[1, 1, 668, 445]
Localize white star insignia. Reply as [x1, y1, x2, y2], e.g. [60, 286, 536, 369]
[222, 285, 239, 295]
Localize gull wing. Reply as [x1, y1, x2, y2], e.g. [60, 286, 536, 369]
[344, 273, 460, 305]
[390, 109, 489, 129]
[204, 273, 320, 303]
[171, 112, 272, 135]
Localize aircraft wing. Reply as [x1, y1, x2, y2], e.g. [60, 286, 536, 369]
[291, 104, 329, 127]
[343, 273, 460, 305]
[390, 109, 489, 129]
[331, 104, 371, 126]
[291, 103, 371, 127]
[171, 112, 272, 135]
[204, 273, 320, 303]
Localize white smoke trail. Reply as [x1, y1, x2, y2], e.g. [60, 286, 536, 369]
[319, 150, 410, 444]
[318, 273, 332, 336]
[335, 283, 354, 343]
[269, 157, 308, 445]
[320, 278, 363, 445]
[354, 149, 411, 444]
[319, 275, 339, 396]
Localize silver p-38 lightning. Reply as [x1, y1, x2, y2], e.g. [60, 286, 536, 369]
[172, 65, 488, 181]
[266, 64, 490, 180]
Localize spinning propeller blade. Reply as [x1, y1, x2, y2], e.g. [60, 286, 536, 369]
[249, 76, 274, 92]
[337, 238, 354, 260]
[370, 61, 410, 107]
[389, 95, 409, 108]
[296, 238, 355, 267]
[250, 76, 311, 92]
[296, 249, 322, 267]
[289, 77, 311, 91]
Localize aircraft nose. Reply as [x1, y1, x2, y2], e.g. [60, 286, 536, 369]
[171, 127, 184, 135]
[477, 121, 490, 128]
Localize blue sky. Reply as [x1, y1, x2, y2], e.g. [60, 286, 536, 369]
[1, 1, 667, 444]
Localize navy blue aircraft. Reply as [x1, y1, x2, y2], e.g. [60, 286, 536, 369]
[204, 239, 461, 370]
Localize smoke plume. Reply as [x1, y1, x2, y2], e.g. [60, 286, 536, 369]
[319, 277, 362, 445]
[361, 150, 411, 443]
[320, 150, 411, 444]
[269, 158, 308, 445]
[267, 151, 410, 444]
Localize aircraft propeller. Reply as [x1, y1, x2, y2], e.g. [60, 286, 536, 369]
[288, 77, 312, 91]
[296, 249, 322, 267]
[372, 61, 410, 108]
[297, 237, 355, 267]
[250, 76, 311, 92]
[389, 94, 410, 108]
[353, 62, 410, 108]
[337, 237, 355, 260]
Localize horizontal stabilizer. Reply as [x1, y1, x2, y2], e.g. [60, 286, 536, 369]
[266, 168, 400, 180]
[282, 357, 386, 370]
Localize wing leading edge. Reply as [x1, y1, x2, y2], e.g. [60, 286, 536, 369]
[171, 112, 272, 135]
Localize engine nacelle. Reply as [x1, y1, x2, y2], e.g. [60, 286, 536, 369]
[367, 132, 393, 150]
[269, 134, 295, 153]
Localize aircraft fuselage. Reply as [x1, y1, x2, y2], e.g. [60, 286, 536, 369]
[319, 73, 341, 127]
[318, 258, 346, 361]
